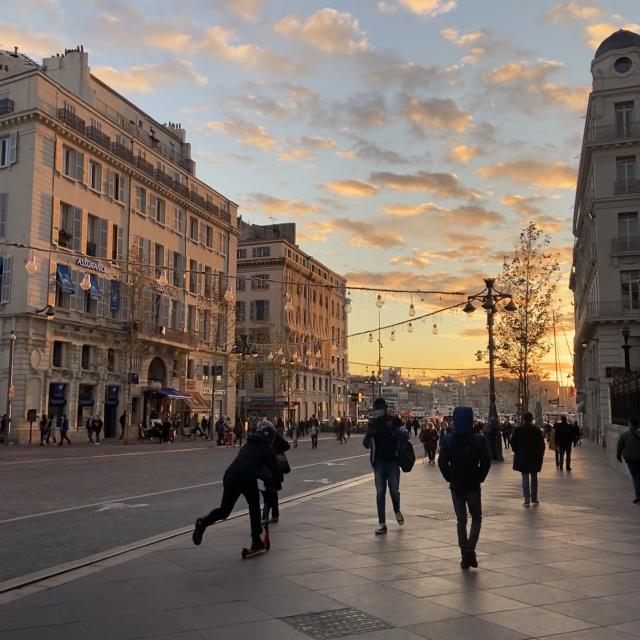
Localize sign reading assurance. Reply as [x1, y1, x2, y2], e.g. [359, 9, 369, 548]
[77, 257, 107, 273]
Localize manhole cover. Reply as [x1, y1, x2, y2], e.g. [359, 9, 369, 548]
[281, 607, 391, 639]
[419, 511, 499, 520]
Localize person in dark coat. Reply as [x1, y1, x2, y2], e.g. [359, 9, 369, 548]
[554, 416, 574, 471]
[511, 412, 545, 506]
[262, 420, 291, 523]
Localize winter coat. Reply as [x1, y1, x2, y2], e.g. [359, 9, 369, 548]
[363, 412, 408, 466]
[617, 427, 640, 463]
[511, 422, 545, 473]
[420, 428, 438, 446]
[555, 421, 574, 448]
[224, 433, 280, 488]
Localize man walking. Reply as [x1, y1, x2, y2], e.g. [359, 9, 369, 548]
[363, 398, 408, 535]
[309, 417, 319, 448]
[59, 414, 71, 445]
[438, 406, 491, 569]
[554, 416, 574, 471]
[511, 412, 545, 506]
[617, 419, 640, 504]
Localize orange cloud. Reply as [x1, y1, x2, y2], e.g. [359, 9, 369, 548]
[448, 144, 479, 164]
[478, 161, 577, 189]
[248, 194, 321, 216]
[396, 0, 457, 17]
[206, 118, 276, 150]
[485, 59, 564, 84]
[332, 219, 405, 248]
[381, 202, 502, 224]
[0, 24, 62, 57]
[585, 22, 640, 50]
[324, 179, 379, 197]
[545, 2, 604, 23]
[371, 171, 480, 199]
[404, 97, 472, 133]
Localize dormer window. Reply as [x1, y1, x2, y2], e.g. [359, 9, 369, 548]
[614, 57, 632, 74]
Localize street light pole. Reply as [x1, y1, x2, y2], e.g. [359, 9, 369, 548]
[5, 330, 16, 445]
[621, 327, 631, 374]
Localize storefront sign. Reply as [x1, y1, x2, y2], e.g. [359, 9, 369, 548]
[77, 257, 107, 273]
[203, 387, 226, 396]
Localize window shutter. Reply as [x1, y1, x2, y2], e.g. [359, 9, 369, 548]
[51, 198, 60, 245]
[8, 132, 17, 165]
[160, 296, 169, 326]
[264, 300, 270, 320]
[98, 218, 108, 258]
[121, 281, 130, 321]
[117, 225, 124, 261]
[54, 138, 63, 172]
[0, 254, 12, 303]
[69, 269, 79, 311]
[72, 207, 83, 251]
[0, 193, 7, 240]
[107, 170, 115, 198]
[97, 277, 105, 317]
[75, 151, 84, 182]
[178, 301, 185, 330]
[118, 174, 126, 203]
[250, 301, 255, 321]
[142, 238, 151, 273]
[147, 194, 155, 219]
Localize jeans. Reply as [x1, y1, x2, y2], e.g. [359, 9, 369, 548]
[311, 434, 318, 448]
[558, 445, 572, 469]
[374, 461, 400, 524]
[59, 431, 71, 445]
[522, 472, 538, 501]
[201, 478, 262, 543]
[450, 489, 482, 551]
[262, 486, 279, 520]
[627, 461, 640, 499]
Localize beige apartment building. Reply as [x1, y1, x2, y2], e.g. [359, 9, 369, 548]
[235, 220, 348, 423]
[571, 30, 640, 453]
[0, 47, 237, 441]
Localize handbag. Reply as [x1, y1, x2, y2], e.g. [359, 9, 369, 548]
[397, 441, 416, 473]
[276, 452, 291, 474]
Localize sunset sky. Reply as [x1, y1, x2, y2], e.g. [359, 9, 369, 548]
[4, 0, 638, 381]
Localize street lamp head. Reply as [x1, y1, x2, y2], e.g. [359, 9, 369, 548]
[368, 333, 373, 343]
[580, 341, 589, 348]
[224, 287, 235, 303]
[504, 299, 518, 313]
[463, 301, 476, 314]
[24, 253, 38, 274]
[44, 305, 55, 319]
[621, 327, 631, 341]
[376, 294, 384, 308]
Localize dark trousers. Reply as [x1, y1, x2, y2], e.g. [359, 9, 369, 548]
[201, 478, 262, 543]
[521, 472, 538, 501]
[59, 431, 71, 445]
[374, 461, 400, 524]
[450, 489, 482, 551]
[311, 434, 318, 448]
[558, 444, 572, 469]
[627, 461, 640, 499]
[45, 429, 56, 444]
[426, 444, 437, 461]
[262, 486, 279, 521]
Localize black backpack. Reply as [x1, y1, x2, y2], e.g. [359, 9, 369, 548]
[448, 431, 481, 485]
[397, 440, 416, 473]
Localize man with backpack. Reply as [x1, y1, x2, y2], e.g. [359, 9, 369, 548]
[363, 398, 409, 535]
[438, 406, 491, 569]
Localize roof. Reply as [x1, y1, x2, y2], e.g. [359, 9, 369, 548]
[594, 29, 640, 59]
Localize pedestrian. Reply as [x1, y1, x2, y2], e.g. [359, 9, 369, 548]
[292, 420, 299, 448]
[617, 419, 640, 504]
[39, 414, 48, 446]
[554, 416, 574, 471]
[337, 417, 345, 444]
[59, 414, 71, 445]
[363, 398, 408, 535]
[309, 418, 319, 448]
[420, 421, 439, 463]
[119, 412, 126, 439]
[511, 412, 545, 506]
[45, 415, 56, 445]
[94, 415, 103, 444]
[215, 416, 225, 446]
[262, 420, 291, 523]
[234, 416, 244, 447]
[438, 406, 491, 569]
[345, 416, 352, 440]
[192, 422, 280, 553]
[502, 420, 513, 450]
[0, 414, 7, 442]
[86, 415, 95, 445]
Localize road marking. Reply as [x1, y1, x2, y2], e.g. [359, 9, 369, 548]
[96, 502, 149, 512]
[0, 453, 369, 525]
[324, 462, 346, 466]
[303, 479, 332, 484]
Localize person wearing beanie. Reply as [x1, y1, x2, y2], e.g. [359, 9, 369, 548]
[363, 397, 409, 535]
[511, 412, 545, 506]
[438, 406, 491, 569]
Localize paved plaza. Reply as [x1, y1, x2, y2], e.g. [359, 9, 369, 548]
[2, 441, 640, 640]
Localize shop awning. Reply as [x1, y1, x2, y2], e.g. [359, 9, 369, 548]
[56, 265, 75, 294]
[158, 387, 191, 400]
[110, 280, 120, 311]
[184, 392, 209, 412]
[89, 274, 102, 300]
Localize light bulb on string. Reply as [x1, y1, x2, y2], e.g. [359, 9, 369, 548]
[376, 294, 384, 308]
[407, 322, 414, 333]
[315, 349, 321, 358]
[277, 347, 284, 356]
[157, 269, 169, 287]
[409, 303, 415, 317]
[80, 273, 92, 291]
[284, 293, 293, 313]
[280, 358, 286, 366]
[432, 323, 438, 335]
[267, 352, 274, 361]
[390, 330, 396, 341]
[224, 287, 235, 302]
[25, 253, 38, 274]
[368, 333, 373, 343]
[345, 300, 352, 314]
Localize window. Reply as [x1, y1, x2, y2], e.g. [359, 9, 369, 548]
[154, 243, 164, 277]
[616, 157, 637, 194]
[62, 145, 83, 180]
[187, 304, 196, 332]
[107, 348, 115, 372]
[172, 252, 184, 288]
[189, 217, 199, 242]
[135, 186, 146, 213]
[237, 248, 246, 259]
[173, 207, 184, 233]
[218, 232, 226, 255]
[0, 254, 12, 303]
[81, 345, 92, 370]
[59, 203, 82, 251]
[202, 364, 210, 381]
[187, 359, 195, 379]
[89, 161, 102, 191]
[254, 372, 264, 389]
[86, 214, 107, 258]
[0, 193, 7, 240]
[252, 246, 271, 258]
[237, 277, 246, 292]
[621, 270, 640, 310]
[205, 225, 213, 248]
[252, 274, 269, 290]
[618, 212, 639, 240]
[250, 300, 270, 321]
[151, 195, 165, 225]
[52, 341, 64, 367]
[616, 101, 634, 138]
[112, 223, 121, 261]
[236, 301, 246, 322]
[189, 259, 198, 294]
[0, 132, 17, 167]
[204, 266, 213, 298]
[615, 56, 633, 74]
[105, 170, 125, 201]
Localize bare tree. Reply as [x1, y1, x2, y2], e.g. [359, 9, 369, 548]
[495, 222, 560, 414]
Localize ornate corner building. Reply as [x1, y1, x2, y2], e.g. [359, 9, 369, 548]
[0, 47, 238, 440]
[571, 30, 640, 450]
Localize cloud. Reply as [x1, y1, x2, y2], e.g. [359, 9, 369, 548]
[478, 160, 577, 189]
[275, 8, 370, 55]
[389, 251, 431, 268]
[439, 27, 526, 65]
[585, 22, 640, 50]
[218, 0, 265, 21]
[339, 137, 415, 164]
[395, 0, 457, 18]
[300, 136, 337, 150]
[0, 23, 62, 57]
[381, 202, 503, 225]
[403, 97, 472, 133]
[448, 144, 479, 164]
[501, 195, 567, 233]
[93, 60, 207, 93]
[332, 218, 405, 249]
[485, 59, 563, 84]
[144, 27, 192, 54]
[230, 93, 292, 120]
[545, 2, 605, 23]
[206, 118, 276, 150]
[343, 269, 481, 293]
[323, 180, 379, 197]
[338, 92, 389, 128]
[370, 171, 480, 199]
[443, 231, 487, 245]
[364, 51, 450, 89]
[248, 193, 321, 216]
[278, 147, 314, 163]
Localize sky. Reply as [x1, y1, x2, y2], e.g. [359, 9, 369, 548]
[3, 0, 638, 382]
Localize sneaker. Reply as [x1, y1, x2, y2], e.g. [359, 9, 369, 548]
[633, 498, 640, 504]
[532, 499, 539, 505]
[375, 524, 387, 535]
[269, 517, 279, 523]
[460, 550, 471, 569]
[395, 511, 405, 526]
[566, 467, 571, 471]
[192, 519, 205, 546]
[250, 539, 266, 552]
[523, 500, 530, 507]
[467, 549, 478, 568]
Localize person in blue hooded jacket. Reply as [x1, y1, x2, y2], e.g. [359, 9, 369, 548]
[438, 406, 491, 569]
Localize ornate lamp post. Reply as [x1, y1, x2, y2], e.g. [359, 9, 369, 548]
[463, 277, 517, 462]
[621, 327, 631, 374]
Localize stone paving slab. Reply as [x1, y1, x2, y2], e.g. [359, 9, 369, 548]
[2, 442, 640, 639]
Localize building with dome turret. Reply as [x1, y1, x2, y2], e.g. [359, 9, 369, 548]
[571, 30, 640, 458]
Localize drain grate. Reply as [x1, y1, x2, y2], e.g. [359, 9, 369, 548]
[281, 607, 391, 639]
[419, 511, 499, 520]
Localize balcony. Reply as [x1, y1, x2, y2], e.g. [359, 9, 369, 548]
[585, 300, 640, 322]
[155, 168, 174, 189]
[0, 98, 14, 116]
[137, 321, 199, 349]
[134, 155, 155, 177]
[85, 125, 111, 151]
[111, 141, 133, 163]
[57, 108, 86, 134]
[611, 236, 640, 254]
[589, 122, 640, 145]
[614, 179, 640, 196]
